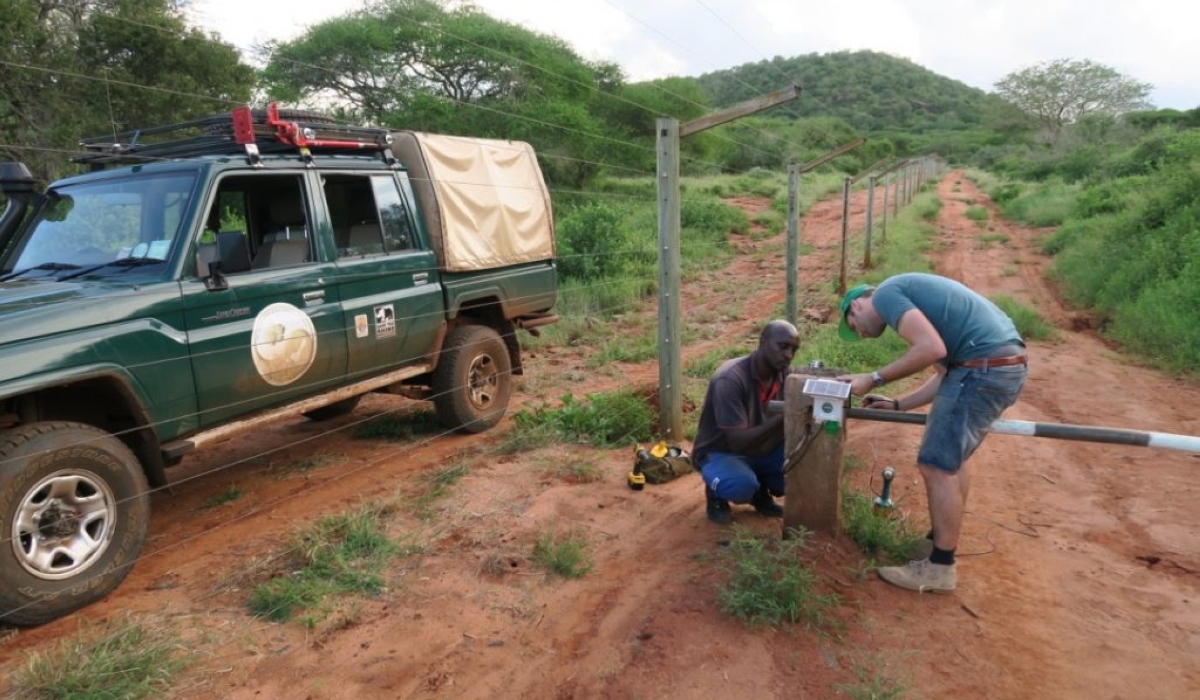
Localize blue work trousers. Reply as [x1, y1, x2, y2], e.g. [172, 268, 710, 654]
[699, 443, 785, 504]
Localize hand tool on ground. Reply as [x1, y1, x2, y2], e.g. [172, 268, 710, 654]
[874, 466, 896, 509]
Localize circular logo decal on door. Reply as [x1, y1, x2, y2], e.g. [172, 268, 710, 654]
[251, 302, 318, 386]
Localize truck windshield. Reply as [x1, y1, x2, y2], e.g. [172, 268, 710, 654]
[1, 171, 196, 279]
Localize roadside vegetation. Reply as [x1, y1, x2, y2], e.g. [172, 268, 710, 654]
[6, 4, 1198, 699]
[248, 503, 407, 624]
[716, 526, 841, 632]
[7, 615, 185, 700]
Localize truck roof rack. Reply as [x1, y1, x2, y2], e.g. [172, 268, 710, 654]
[74, 103, 396, 168]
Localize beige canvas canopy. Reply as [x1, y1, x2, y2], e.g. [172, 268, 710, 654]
[392, 131, 556, 272]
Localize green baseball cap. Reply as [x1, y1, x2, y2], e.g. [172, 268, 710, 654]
[838, 284, 873, 341]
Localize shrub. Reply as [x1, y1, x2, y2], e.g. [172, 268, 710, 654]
[999, 180, 1076, 227]
[556, 201, 646, 280]
[508, 390, 656, 450]
[965, 205, 989, 222]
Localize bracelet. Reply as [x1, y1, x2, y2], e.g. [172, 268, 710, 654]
[892, 399, 900, 411]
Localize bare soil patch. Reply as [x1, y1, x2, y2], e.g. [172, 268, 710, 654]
[2, 171, 1197, 699]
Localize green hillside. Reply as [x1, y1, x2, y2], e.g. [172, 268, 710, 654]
[695, 50, 997, 133]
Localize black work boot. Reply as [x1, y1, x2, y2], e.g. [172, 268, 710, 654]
[751, 485, 783, 518]
[706, 485, 732, 525]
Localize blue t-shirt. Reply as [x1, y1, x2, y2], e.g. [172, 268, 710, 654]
[873, 273, 1022, 364]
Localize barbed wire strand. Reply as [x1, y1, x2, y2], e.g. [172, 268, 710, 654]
[0, 2, 872, 624]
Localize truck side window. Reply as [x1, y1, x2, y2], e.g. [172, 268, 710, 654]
[199, 175, 311, 274]
[371, 175, 415, 252]
[326, 175, 414, 258]
[326, 175, 382, 258]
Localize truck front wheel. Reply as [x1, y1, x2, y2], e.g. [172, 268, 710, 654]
[0, 422, 150, 626]
[432, 325, 512, 433]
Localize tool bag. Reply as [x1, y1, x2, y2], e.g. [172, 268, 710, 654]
[634, 441, 694, 484]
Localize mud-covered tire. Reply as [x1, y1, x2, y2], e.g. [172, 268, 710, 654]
[432, 325, 512, 434]
[0, 422, 150, 626]
[302, 395, 362, 421]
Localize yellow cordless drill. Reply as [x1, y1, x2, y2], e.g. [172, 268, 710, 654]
[627, 447, 649, 490]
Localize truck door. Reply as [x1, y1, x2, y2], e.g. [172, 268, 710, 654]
[323, 172, 443, 379]
[181, 171, 348, 427]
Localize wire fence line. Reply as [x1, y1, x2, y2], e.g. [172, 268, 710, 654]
[0, 0, 898, 625]
[0, 160, 904, 626]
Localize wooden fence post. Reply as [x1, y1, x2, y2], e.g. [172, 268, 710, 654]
[782, 372, 845, 536]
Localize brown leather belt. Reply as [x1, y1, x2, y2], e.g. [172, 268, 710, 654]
[956, 354, 1028, 369]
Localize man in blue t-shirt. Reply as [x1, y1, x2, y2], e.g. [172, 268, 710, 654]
[693, 320, 800, 524]
[838, 273, 1028, 593]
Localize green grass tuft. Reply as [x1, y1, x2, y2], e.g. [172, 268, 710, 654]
[9, 615, 185, 700]
[990, 294, 1058, 342]
[532, 528, 593, 578]
[841, 491, 926, 563]
[248, 503, 400, 622]
[503, 390, 656, 452]
[716, 526, 841, 632]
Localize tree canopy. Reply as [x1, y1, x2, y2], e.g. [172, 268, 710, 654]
[0, 0, 254, 182]
[261, 0, 716, 188]
[994, 58, 1153, 139]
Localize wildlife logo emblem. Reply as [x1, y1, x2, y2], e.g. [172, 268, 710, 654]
[251, 302, 317, 386]
[374, 304, 396, 338]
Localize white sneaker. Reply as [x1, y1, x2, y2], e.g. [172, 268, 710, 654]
[877, 558, 956, 593]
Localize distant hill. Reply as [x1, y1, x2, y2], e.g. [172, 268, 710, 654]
[694, 50, 996, 133]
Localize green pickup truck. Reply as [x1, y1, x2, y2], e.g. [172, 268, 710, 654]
[0, 106, 557, 625]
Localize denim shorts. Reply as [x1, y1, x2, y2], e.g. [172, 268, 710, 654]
[918, 364, 1027, 473]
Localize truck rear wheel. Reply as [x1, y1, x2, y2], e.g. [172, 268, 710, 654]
[0, 422, 150, 626]
[432, 325, 512, 433]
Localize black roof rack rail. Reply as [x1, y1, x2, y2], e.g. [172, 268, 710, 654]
[74, 103, 396, 168]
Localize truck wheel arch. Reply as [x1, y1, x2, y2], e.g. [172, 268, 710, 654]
[449, 299, 522, 376]
[6, 373, 166, 487]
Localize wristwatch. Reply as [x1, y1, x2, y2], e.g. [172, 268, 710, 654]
[871, 370, 886, 387]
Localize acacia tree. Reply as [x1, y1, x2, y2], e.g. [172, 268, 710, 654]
[261, 0, 710, 188]
[995, 58, 1152, 139]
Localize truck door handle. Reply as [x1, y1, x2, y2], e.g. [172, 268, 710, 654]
[413, 273, 428, 284]
[303, 291, 325, 303]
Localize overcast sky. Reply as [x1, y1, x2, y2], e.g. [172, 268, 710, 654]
[186, 0, 1198, 110]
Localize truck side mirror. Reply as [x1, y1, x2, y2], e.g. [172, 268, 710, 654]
[0, 162, 40, 250]
[203, 261, 229, 291]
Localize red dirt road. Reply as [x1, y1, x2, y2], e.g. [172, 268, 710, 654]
[1, 171, 1197, 699]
